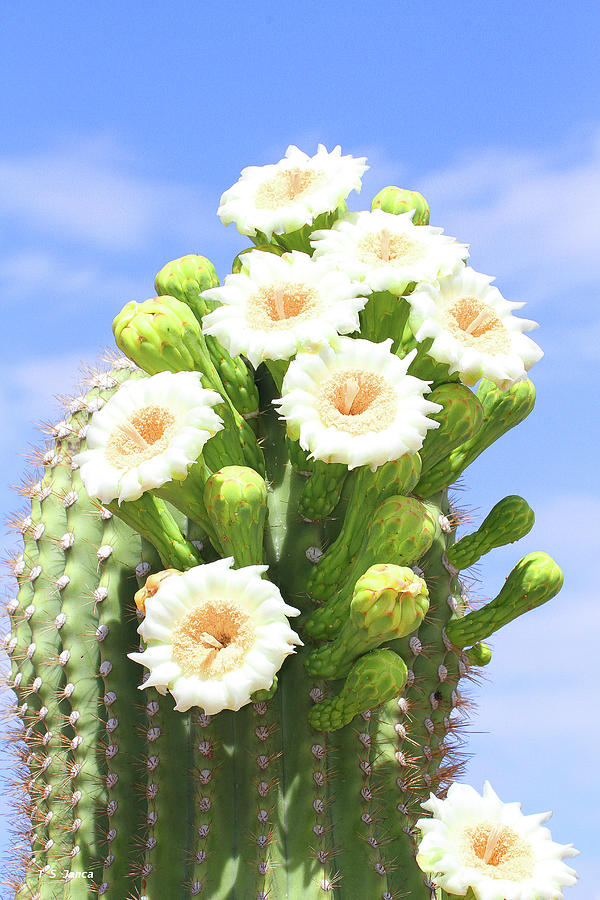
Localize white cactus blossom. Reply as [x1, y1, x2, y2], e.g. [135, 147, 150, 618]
[76, 371, 223, 504]
[416, 781, 578, 900]
[274, 337, 441, 470]
[407, 267, 543, 387]
[217, 144, 368, 241]
[128, 558, 302, 714]
[201, 250, 369, 367]
[310, 207, 468, 296]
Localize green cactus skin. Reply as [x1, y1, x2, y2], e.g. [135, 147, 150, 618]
[298, 459, 348, 520]
[446, 551, 564, 648]
[112, 295, 264, 474]
[371, 186, 430, 225]
[203, 465, 267, 565]
[231, 243, 284, 274]
[445, 495, 535, 571]
[106, 494, 201, 571]
[308, 649, 408, 732]
[251, 204, 348, 254]
[414, 377, 536, 497]
[154, 254, 260, 420]
[305, 564, 429, 679]
[306, 453, 422, 604]
[465, 642, 492, 666]
[359, 290, 411, 347]
[6, 169, 564, 899]
[304, 495, 439, 641]
[418, 383, 484, 474]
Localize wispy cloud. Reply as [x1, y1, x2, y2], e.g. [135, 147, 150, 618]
[416, 126, 600, 306]
[0, 134, 220, 251]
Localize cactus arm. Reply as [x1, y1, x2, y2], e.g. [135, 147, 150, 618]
[306, 453, 422, 604]
[446, 495, 535, 570]
[106, 495, 201, 571]
[53, 458, 106, 895]
[417, 383, 484, 474]
[187, 708, 236, 900]
[95, 519, 151, 899]
[140, 692, 192, 899]
[305, 496, 439, 641]
[305, 563, 429, 679]
[153, 458, 220, 550]
[446, 551, 563, 648]
[415, 378, 536, 497]
[308, 649, 408, 732]
[203, 466, 267, 565]
[371, 499, 461, 900]
[19, 446, 74, 896]
[259, 383, 334, 898]
[328, 711, 386, 897]
[10, 501, 52, 893]
[298, 460, 348, 521]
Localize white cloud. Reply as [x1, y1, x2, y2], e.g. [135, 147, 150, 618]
[415, 126, 600, 306]
[0, 134, 219, 251]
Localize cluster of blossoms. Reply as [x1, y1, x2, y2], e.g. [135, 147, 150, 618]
[73, 143, 576, 898]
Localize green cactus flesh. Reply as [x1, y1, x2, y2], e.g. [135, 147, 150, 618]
[4, 172, 564, 900]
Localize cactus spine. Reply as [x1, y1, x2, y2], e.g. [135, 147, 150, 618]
[3, 147, 565, 900]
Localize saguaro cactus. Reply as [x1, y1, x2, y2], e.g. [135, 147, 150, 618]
[3, 144, 578, 899]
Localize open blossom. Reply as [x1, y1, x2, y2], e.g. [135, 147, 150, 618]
[407, 266, 543, 387]
[201, 249, 368, 367]
[217, 144, 368, 241]
[274, 336, 441, 470]
[75, 372, 223, 504]
[129, 558, 302, 714]
[416, 781, 578, 900]
[310, 207, 468, 296]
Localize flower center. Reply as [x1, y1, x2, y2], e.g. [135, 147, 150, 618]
[461, 821, 535, 881]
[445, 296, 511, 353]
[254, 167, 327, 209]
[171, 599, 255, 678]
[247, 282, 322, 330]
[357, 228, 426, 266]
[105, 406, 178, 469]
[316, 369, 397, 434]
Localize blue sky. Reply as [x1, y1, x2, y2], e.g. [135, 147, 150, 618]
[1, 2, 599, 894]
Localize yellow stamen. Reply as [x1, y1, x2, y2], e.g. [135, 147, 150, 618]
[198, 632, 224, 650]
[115, 419, 150, 451]
[340, 378, 361, 415]
[482, 822, 505, 865]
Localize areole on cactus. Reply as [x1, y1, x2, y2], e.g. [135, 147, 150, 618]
[2, 143, 578, 900]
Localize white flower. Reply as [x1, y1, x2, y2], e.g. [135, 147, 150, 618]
[217, 144, 368, 241]
[407, 267, 543, 387]
[416, 781, 579, 900]
[128, 558, 302, 713]
[274, 337, 441, 470]
[76, 372, 223, 504]
[310, 208, 468, 296]
[201, 250, 368, 367]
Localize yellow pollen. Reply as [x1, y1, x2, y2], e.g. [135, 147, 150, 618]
[340, 378, 361, 415]
[105, 406, 178, 469]
[445, 297, 511, 354]
[172, 599, 254, 678]
[316, 369, 397, 435]
[253, 167, 327, 210]
[246, 282, 322, 330]
[357, 230, 425, 266]
[461, 821, 535, 881]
